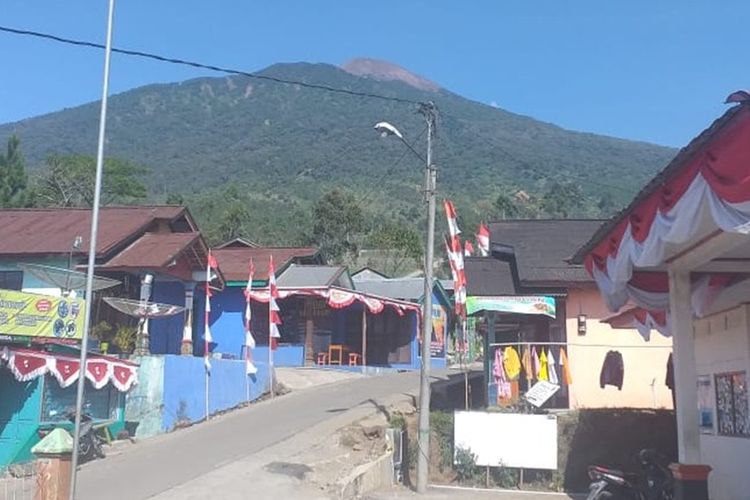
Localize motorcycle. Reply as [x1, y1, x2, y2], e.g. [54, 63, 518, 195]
[68, 411, 106, 463]
[586, 449, 673, 500]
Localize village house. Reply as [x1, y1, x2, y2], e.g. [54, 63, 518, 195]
[466, 219, 674, 410]
[573, 93, 750, 500]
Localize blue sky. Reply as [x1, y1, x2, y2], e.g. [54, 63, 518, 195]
[1, 1, 747, 147]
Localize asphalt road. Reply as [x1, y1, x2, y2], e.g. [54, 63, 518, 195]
[75, 370, 421, 500]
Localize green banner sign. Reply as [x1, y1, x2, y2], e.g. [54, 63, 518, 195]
[466, 295, 556, 318]
[0, 289, 85, 340]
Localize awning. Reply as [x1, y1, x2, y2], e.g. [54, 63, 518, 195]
[245, 285, 421, 316]
[466, 295, 556, 318]
[0, 347, 138, 392]
[575, 98, 750, 314]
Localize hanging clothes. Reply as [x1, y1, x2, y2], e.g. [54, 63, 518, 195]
[600, 350, 624, 390]
[538, 349, 549, 381]
[521, 346, 533, 382]
[559, 347, 572, 386]
[666, 353, 675, 409]
[493, 348, 512, 399]
[547, 349, 559, 385]
[503, 346, 521, 380]
[532, 346, 541, 380]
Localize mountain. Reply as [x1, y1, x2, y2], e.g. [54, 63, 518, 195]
[0, 58, 675, 244]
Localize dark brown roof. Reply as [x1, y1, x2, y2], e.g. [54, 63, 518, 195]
[572, 103, 749, 264]
[212, 246, 319, 281]
[489, 219, 606, 285]
[0, 206, 189, 258]
[214, 237, 259, 249]
[102, 232, 202, 269]
[465, 257, 516, 296]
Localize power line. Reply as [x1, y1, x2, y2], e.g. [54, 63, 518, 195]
[0, 25, 422, 106]
[0, 25, 639, 200]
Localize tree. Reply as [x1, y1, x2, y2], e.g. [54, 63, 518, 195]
[311, 189, 365, 263]
[540, 180, 584, 218]
[493, 191, 520, 219]
[34, 154, 148, 207]
[0, 135, 30, 207]
[366, 222, 423, 277]
[216, 201, 250, 243]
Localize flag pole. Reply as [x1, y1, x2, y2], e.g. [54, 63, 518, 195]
[204, 252, 212, 421]
[69, 1, 115, 498]
[268, 255, 275, 399]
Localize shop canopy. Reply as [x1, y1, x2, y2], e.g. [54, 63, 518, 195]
[574, 94, 750, 334]
[0, 346, 138, 392]
[245, 285, 421, 316]
[466, 295, 556, 318]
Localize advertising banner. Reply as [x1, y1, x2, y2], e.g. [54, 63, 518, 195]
[466, 295, 556, 318]
[0, 289, 85, 340]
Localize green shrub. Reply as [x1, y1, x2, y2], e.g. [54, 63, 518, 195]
[454, 446, 480, 483]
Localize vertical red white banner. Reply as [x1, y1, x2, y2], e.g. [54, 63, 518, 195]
[268, 255, 282, 397]
[244, 259, 257, 376]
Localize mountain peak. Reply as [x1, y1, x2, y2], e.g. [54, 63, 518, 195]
[341, 58, 441, 92]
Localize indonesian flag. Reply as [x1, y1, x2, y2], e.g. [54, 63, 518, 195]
[443, 199, 461, 237]
[464, 240, 474, 257]
[268, 255, 281, 351]
[204, 251, 218, 372]
[245, 259, 257, 374]
[477, 223, 490, 257]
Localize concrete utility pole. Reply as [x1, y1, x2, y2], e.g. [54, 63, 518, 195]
[416, 101, 437, 494]
[373, 103, 438, 493]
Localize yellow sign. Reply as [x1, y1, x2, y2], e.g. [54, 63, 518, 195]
[0, 289, 85, 340]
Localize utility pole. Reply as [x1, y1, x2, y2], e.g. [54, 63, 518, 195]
[416, 101, 437, 494]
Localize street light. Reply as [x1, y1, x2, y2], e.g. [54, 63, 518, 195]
[374, 102, 437, 494]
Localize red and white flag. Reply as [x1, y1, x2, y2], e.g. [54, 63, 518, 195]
[443, 199, 467, 322]
[204, 251, 219, 372]
[244, 259, 257, 375]
[443, 199, 461, 237]
[477, 223, 490, 257]
[268, 255, 282, 351]
[464, 240, 474, 257]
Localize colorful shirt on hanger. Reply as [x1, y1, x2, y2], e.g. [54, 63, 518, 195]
[547, 349, 559, 385]
[538, 349, 549, 381]
[559, 347, 572, 385]
[503, 346, 521, 380]
[493, 347, 512, 399]
[521, 346, 533, 381]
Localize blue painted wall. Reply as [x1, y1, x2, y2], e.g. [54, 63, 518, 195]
[0, 373, 42, 466]
[254, 345, 305, 368]
[149, 281, 186, 355]
[160, 355, 270, 431]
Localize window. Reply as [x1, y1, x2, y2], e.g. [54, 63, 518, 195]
[40, 375, 120, 423]
[715, 371, 749, 437]
[0, 271, 23, 291]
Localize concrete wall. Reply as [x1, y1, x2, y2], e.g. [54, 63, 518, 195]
[124, 356, 166, 439]
[566, 287, 674, 409]
[125, 354, 271, 438]
[694, 304, 750, 500]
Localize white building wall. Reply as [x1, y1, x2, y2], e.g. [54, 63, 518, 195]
[694, 304, 750, 500]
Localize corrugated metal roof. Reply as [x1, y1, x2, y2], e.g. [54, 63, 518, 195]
[102, 232, 201, 269]
[212, 247, 319, 282]
[354, 278, 428, 301]
[0, 206, 186, 258]
[488, 219, 605, 285]
[277, 264, 347, 288]
[465, 257, 516, 296]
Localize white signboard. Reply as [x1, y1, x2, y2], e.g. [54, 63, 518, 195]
[524, 381, 560, 408]
[454, 411, 558, 469]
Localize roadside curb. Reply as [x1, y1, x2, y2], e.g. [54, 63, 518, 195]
[337, 448, 394, 499]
